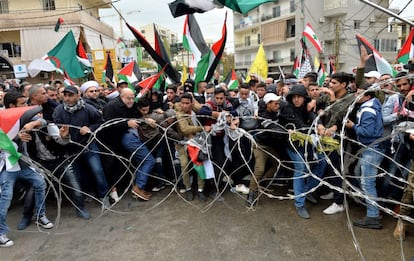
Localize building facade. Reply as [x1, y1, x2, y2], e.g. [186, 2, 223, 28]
[234, 0, 399, 79]
[0, 0, 115, 79]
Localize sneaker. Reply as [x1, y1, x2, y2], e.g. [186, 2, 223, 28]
[131, 185, 150, 201]
[306, 194, 318, 204]
[198, 191, 208, 202]
[185, 190, 194, 201]
[353, 216, 382, 229]
[179, 188, 186, 194]
[76, 209, 91, 220]
[17, 215, 32, 230]
[110, 191, 120, 203]
[296, 206, 310, 219]
[235, 184, 250, 195]
[320, 192, 334, 200]
[323, 203, 344, 215]
[152, 185, 166, 192]
[35, 215, 54, 229]
[0, 234, 14, 248]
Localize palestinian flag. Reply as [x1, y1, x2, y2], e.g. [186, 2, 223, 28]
[194, 12, 227, 91]
[154, 24, 172, 91]
[168, 0, 216, 18]
[224, 68, 239, 90]
[356, 34, 393, 75]
[137, 65, 167, 98]
[314, 56, 326, 86]
[396, 28, 414, 64]
[102, 51, 115, 84]
[126, 22, 181, 83]
[183, 14, 210, 64]
[54, 17, 64, 32]
[216, 0, 273, 14]
[118, 61, 140, 91]
[76, 36, 91, 68]
[116, 37, 126, 49]
[327, 56, 336, 76]
[302, 23, 323, 53]
[292, 56, 300, 78]
[187, 142, 214, 180]
[246, 44, 267, 82]
[0, 106, 42, 166]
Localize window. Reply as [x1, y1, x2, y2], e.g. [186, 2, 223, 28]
[374, 39, 397, 52]
[273, 50, 282, 63]
[0, 0, 8, 14]
[244, 55, 251, 66]
[244, 36, 251, 47]
[272, 6, 281, 18]
[257, 34, 261, 44]
[286, 22, 295, 38]
[290, 0, 296, 13]
[290, 48, 295, 62]
[42, 0, 55, 11]
[354, 20, 361, 30]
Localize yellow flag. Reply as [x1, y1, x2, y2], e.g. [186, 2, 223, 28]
[246, 44, 268, 82]
[181, 64, 188, 86]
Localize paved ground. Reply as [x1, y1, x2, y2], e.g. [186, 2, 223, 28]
[2, 186, 414, 261]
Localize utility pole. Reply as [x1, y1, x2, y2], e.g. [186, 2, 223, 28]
[334, 18, 340, 70]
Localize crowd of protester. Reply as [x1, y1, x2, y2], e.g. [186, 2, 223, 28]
[1, 49, 414, 247]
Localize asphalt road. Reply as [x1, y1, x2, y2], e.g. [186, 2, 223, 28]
[2, 186, 414, 261]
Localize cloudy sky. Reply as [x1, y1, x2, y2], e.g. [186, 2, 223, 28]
[99, 0, 234, 50]
[99, 0, 413, 53]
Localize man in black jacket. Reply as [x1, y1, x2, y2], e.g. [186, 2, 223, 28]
[101, 88, 155, 201]
[247, 93, 282, 207]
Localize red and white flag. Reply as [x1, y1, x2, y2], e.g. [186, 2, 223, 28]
[302, 23, 323, 53]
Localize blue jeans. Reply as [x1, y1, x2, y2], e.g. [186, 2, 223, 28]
[354, 145, 385, 218]
[22, 159, 85, 218]
[0, 166, 47, 234]
[287, 146, 326, 208]
[75, 142, 109, 198]
[122, 130, 155, 189]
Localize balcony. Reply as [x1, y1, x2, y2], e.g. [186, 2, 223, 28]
[234, 42, 260, 51]
[324, 0, 348, 17]
[234, 17, 260, 31]
[0, 10, 113, 37]
[261, 7, 295, 23]
[267, 57, 294, 66]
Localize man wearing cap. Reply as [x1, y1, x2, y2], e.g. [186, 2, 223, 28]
[247, 92, 282, 207]
[53, 85, 110, 206]
[81, 80, 106, 113]
[364, 71, 381, 85]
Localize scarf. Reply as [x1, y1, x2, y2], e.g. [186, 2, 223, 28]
[63, 98, 85, 114]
